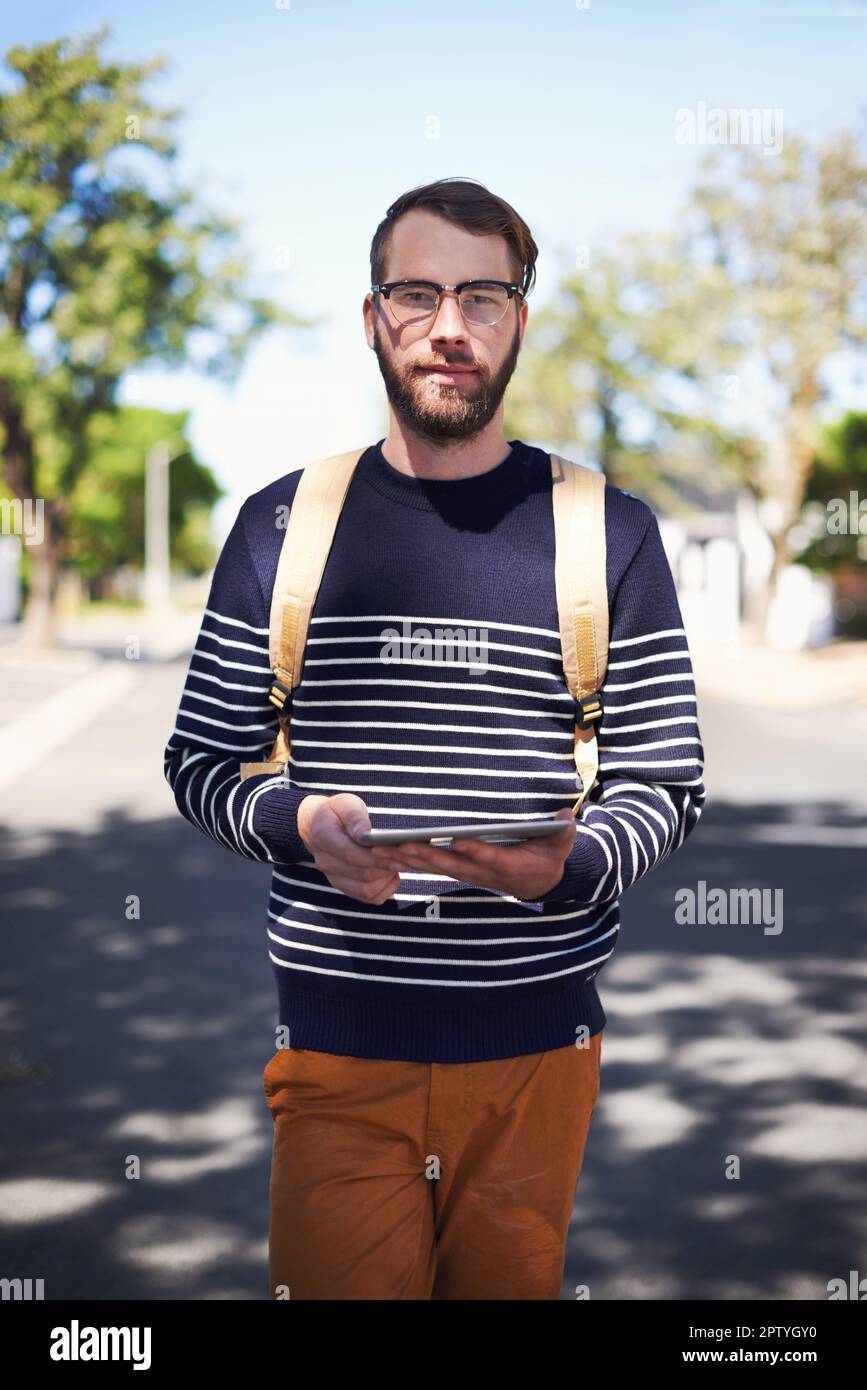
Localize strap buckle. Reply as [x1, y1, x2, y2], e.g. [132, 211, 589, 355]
[268, 680, 292, 711]
[575, 692, 603, 729]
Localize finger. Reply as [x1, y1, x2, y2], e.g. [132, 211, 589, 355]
[329, 794, 376, 846]
[316, 853, 403, 883]
[367, 844, 411, 870]
[333, 871, 401, 903]
[397, 841, 504, 883]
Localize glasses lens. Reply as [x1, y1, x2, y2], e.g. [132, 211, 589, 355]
[389, 283, 440, 324]
[459, 282, 510, 325]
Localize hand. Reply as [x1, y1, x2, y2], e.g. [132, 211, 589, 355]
[365, 807, 577, 901]
[296, 793, 409, 904]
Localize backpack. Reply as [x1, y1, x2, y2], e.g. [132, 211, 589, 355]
[239, 445, 608, 816]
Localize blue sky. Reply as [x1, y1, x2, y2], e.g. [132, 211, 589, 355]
[4, 0, 867, 537]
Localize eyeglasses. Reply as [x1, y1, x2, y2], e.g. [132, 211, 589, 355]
[371, 279, 524, 327]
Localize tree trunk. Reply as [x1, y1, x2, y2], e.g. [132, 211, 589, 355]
[742, 398, 818, 644]
[20, 508, 62, 648]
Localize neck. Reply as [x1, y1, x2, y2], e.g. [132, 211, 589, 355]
[380, 418, 513, 481]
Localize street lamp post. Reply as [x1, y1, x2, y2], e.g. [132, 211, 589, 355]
[144, 439, 183, 613]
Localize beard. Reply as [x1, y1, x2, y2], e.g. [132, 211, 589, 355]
[371, 317, 521, 443]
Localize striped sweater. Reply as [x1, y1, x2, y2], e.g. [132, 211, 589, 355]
[163, 438, 706, 1062]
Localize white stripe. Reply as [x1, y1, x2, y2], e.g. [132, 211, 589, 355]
[270, 877, 605, 924]
[179, 752, 211, 836]
[289, 780, 577, 799]
[597, 737, 701, 753]
[182, 690, 274, 714]
[170, 724, 275, 754]
[191, 647, 269, 675]
[599, 716, 698, 733]
[307, 634, 562, 661]
[204, 765, 239, 850]
[267, 945, 618, 988]
[573, 822, 616, 902]
[204, 607, 269, 636]
[607, 652, 691, 670]
[598, 758, 702, 770]
[267, 902, 617, 945]
[184, 669, 271, 695]
[265, 923, 619, 969]
[198, 629, 269, 655]
[291, 740, 573, 760]
[292, 718, 573, 737]
[582, 820, 623, 899]
[310, 612, 561, 639]
[243, 777, 290, 858]
[614, 804, 662, 858]
[611, 796, 676, 849]
[619, 814, 645, 883]
[602, 673, 696, 693]
[600, 780, 678, 807]
[602, 695, 697, 713]
[296, 683, 574, 703]
[608, 628, 685, 648]
[304, 657, 565, 683]
[287, 759, 576, 779]
[294, 695, 574, 713]
[179, 708, 277, 733]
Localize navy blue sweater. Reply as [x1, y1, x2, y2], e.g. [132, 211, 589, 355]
[164, 439, 706, 1061]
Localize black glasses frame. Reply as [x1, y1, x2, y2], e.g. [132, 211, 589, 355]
[370, 279, 525, 324]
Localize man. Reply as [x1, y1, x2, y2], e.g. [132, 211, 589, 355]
[163, 176, 706, 1300]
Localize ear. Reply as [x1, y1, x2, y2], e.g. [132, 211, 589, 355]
[362, 292, 377, 348]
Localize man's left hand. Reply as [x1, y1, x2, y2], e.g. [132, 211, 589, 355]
[365, 807, 577, 901]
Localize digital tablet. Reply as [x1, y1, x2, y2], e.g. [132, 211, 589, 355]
[355, 819, 573, 846]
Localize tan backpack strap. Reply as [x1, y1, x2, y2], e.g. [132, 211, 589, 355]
[550, 454, 608, 815]
[239, 445, 367, 781]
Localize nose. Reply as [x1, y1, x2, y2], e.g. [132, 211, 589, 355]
[427, 289, 467, 341]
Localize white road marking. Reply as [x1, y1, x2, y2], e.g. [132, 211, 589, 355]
[0, 660, 138, 790]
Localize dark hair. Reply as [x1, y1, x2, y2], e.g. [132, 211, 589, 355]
[370, 176, 538, 299]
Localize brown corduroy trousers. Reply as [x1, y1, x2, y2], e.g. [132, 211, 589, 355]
[263, 1029, 602, 1300]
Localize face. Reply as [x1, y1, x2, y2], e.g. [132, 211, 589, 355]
[364, 208, 528, 442]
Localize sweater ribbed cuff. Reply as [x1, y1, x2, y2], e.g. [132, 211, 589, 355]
[249, 781, 311, 863]
[524, 824, 607, 903]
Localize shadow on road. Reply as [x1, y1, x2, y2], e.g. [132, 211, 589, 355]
[0, 796, 864, 1300]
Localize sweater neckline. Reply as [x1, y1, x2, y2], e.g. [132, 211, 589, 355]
[358, 437, 535, 511]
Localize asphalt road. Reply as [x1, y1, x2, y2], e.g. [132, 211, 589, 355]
[1, 653, 865, 1300]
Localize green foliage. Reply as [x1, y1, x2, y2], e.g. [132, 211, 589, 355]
[792, 411, 867, 573]
[64, 405, 223, 580]
[508, 130, 867, 545]
[505, 233, 755, 514]
[0, 26, 314, 635]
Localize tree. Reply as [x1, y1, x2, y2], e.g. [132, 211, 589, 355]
[507, 130, 867, 639]
[0, 26, 314, 644]
[684, 133, 867, 634]
[61, 405, 222, 596]
[505, 237, 754, 518]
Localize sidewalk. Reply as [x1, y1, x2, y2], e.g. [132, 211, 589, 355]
[0, 607, 201, 791]
[691, 635, 867, 711]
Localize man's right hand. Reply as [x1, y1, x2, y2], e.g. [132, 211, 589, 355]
[296, 793, 406, 904]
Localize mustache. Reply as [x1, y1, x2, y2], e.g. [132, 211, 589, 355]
[416, 360, 479, 371]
